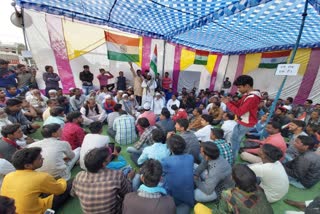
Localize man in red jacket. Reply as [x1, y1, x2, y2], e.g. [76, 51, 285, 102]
[221, 75, 261, 162]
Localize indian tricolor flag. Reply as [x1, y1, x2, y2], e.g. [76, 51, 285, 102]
[194, 50, 209, 65]
[105, 31, 140, 62]
[259, 50, 291, 69]
[150, 45, 158, 75]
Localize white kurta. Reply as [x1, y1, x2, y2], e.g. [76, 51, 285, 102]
[141, 79, 157, 106]
[80, 104, 107, 125]
[152, 97, 165, 115]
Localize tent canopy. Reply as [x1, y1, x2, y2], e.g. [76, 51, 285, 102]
[17, 0, 320, 55]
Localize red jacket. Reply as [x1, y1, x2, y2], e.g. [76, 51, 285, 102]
[226, 91, 261, 127]
[172, 109, 188, 122]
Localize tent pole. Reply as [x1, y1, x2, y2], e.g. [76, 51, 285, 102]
[21, 7, 31, 66]
[161, 41, 166, 78]
[261, 0, 309, 139]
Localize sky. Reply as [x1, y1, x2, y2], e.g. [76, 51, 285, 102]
[0, 0, 24, 44]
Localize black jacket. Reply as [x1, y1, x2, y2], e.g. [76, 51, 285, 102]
[284, 151, 320, 188]
[79, 71, 93, 85]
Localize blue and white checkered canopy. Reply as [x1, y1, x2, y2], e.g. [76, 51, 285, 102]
[17, 0, 320, 54]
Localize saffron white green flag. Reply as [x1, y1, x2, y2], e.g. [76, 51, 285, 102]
[105, 31, 140, 62]
[150, 45, 158, 75]
[194, 50, 209, 65]
[259, 50, 291, 69]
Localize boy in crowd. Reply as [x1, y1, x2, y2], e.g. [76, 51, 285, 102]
[80, 121, 110, 170]
[283, 135, 320, 189]
[5, 98, 40, 134]
[127, 118, 156, 165]
[28, 123, 78, 180]
[0, 124, 23, 162]
[194, 142, 233, 202]
[173, 118, 200, 163]
[249, 144, 289, 203]
[221, 75, 261, 161]
[1, 147, 71, 214]
[61, 112, 86, 150]
[71, 148, 134, 214]
[137, 128, 170, 165]
[162, 135, 194, 214]
[210, 128, 233, 165]
[285, 120, 308, 161]
[122, 159, 176, 214]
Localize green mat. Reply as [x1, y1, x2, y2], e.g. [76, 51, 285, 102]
[29, 124, 319, 214]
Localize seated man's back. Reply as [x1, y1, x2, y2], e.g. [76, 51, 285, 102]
[162, 135, 195, 211]
[156, 109, 175, 135]
[113, 112, 137, 145]
[72, 148, 132, 214]
[28, 138, 74, 179]
[28, 123, 76, 180]
[80, 122, 110, 170]
[61, 112, 86, 150]
[123, 159, 176, 214]
[162, 154, 194, 206]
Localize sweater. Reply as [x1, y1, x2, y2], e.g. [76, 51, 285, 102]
[180, 131, 201, 163]
[226, 91, 261, 127]
[194, 156, 233, 195]
[122, 192, 176, 214]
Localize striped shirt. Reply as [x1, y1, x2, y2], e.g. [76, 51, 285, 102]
[71, 169, 132, 214]
[162, 77, 172, 90]
[113, 115, 137, 145]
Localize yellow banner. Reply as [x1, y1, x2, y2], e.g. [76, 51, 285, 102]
[243, 48, 311, 75]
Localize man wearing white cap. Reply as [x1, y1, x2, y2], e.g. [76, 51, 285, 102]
[114, 90, 124, 103]
[104, 94, 116, 114]
[152, 92, 165, 116]
[48, 89, 57, 100]
[119, 94, 134, 115]
[141, 74, 157, 106]
[26, 89, 48, 115]
[68, 88, 75, 97]
[129, 95, 139, 112]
